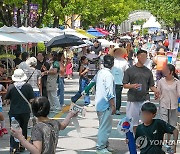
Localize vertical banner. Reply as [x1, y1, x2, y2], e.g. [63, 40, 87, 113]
[29, 4, 38, 27]
[172, 39, 180, 65]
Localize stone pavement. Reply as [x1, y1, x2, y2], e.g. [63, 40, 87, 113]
[0, 72, 180, 154]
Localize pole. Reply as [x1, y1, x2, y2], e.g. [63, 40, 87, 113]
[35, 46, 37, 56]
[5, 47, 9, 77]
[24, 0, 28, 27]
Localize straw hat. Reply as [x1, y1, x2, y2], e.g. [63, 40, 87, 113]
[109, 47, 127, 57]
[12, 69, 27, 82]
[26, 57, 37, 67]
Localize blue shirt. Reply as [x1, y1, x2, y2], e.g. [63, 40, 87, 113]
[94, 68, 115, 112]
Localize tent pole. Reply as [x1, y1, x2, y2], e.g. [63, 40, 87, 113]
[26, 44, 28, 52]
[6, 47, 8, 77]
[35, 46, 37, 56]
[46, 47, 47, 54]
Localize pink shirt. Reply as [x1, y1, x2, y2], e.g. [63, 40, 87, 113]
[158, 78, 180, 109]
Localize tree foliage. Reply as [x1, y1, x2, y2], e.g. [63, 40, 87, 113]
[0, 0, 179, 30]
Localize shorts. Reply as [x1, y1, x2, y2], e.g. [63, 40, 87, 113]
[126, 101, 149, 126]
[0, 107, 2, 112]
[160, 107, 177, 126]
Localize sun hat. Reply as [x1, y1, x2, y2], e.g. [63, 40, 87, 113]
[109, 47, 127, 57]
[12, 69, 27, 82]
[26, 57, 37, 67]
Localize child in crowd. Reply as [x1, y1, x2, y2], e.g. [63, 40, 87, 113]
[11, 97, 77, 154]
[0, 83, 8, 137]
[153, 47, 167, 82]
[158, 64, 180, 141]
[66, 58, 73, 79]
[135, 102, 178, 154]
[71, 56, 92, 107]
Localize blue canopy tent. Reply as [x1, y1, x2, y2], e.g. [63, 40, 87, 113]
[87, 28, 105, 37]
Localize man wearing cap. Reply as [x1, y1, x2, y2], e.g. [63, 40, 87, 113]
[94, 55, 116, 154]
[5, 69, 34, 153]
[111, 48, 129, 115]
[24, 57, 42, 97]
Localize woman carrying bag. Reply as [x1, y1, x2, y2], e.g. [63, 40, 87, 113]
[5, 69, 34, 153]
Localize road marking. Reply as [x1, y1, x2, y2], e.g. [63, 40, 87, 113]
[52, 105, 70, 119]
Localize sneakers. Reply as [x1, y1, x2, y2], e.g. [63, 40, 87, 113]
[115, 110, 120, 115]
[107, 147, 114, 152]
[2, 128, 8, 134]
[85, 104, 93, 107]
[96, 148, 112, 154]
[10, 148, 21, 154]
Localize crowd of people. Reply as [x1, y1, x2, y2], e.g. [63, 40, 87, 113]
[0, 32, 179, 154]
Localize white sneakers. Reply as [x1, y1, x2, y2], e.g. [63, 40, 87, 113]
[96, 148, 112, 154]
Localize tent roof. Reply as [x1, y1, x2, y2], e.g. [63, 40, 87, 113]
[0, 25, 24, 33]
[41, 27, 62, 33]
[0, 33, 25, 45]
[62, 28, 89, 39]
[87, 28, 105, 37]
[76, 29, 95, 38]
[143, 16, 161, 29]
[96, 28, 110, 35]
[19, 26, 51, 42]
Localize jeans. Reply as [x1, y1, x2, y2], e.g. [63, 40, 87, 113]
[156, 70, 163, 82]
[72, 77, 90, 105]
[34, 90, 40, 97]
[47, 90, 61, 110]
[9, 113, 30, 149]
[115, 85, 123, 111]
[96, 108, 112, 150]
[57, 77, 64, 106]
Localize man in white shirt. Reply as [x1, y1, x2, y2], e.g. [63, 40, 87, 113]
[111, 48, 129, 115]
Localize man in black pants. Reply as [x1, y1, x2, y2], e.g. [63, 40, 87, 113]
[111, 48, 129, 115]
[36, 53, 50, 98]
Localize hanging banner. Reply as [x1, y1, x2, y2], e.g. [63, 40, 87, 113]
[172, 39, 180, 65]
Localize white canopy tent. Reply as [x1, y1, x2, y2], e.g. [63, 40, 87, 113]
[19, 26, 51, 42]
[143, 16, 161, 29]
[0, 32, 26, 73]
[0, 26, 38, 43]
[0, 33, 25, 45]
[41, 27, 63, 39]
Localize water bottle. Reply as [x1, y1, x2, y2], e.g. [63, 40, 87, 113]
[11, 117, 20, 142]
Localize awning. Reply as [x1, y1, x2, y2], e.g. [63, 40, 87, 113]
[96, 28, 110, 35]
[87, 28, 105, 37]
[76, 29, 95, 38]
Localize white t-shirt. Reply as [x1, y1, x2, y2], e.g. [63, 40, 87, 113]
[0, 84, 3, 108]
[144, 59, 153, 70]
[18, 61, 30, 71]
[111, 58, 129, 85]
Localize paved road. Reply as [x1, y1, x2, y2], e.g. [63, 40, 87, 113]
[0, 72, 180, 154]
